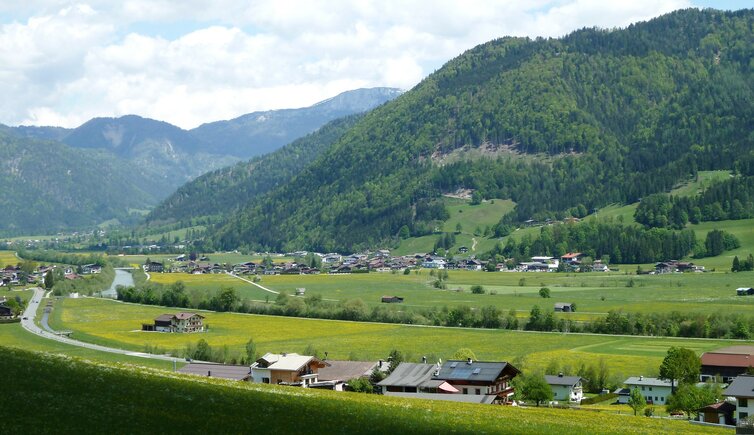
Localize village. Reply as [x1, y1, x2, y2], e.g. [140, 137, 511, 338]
[141, 309, 754, 427]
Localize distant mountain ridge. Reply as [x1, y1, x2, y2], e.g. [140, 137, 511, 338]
[190, 87, 402, 157]
[0, 87, 401, 234]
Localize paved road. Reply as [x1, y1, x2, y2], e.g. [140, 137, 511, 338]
[20, 287, 184, 363]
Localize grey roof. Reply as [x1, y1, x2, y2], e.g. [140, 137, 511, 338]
[317, 360, 378, 381]
[377, 363, 437, 387]
[178, 363, 251, 381]
[724, 375, 754, 398]
[624, 377, 673, 388]
[434, 360, 518, 383]
[386, 392, 497, 404]
[545, 375, 582, 387]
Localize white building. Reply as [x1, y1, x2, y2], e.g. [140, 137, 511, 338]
[617, 376, 673, 405]
[545, 374, 583, 402]
[724, 374, 754, 423]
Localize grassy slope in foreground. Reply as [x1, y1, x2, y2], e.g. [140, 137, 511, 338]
[0, 347, 726, 435]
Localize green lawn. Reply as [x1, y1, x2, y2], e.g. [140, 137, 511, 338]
[392, 198, 514, 256]
[0, 322, 175, 370]
[1, 346, 725, 434]
[49, 297, 749, 381]
[145, 268, 754, 317]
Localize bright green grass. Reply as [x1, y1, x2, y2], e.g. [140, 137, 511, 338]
[150, 272, 275, 301]
[442, 198, 515, 233]
[0, 322, 175, 370]
[0, 250, 18, 267]
[670, 171, 731, 197]
[686, 218, 754, 270]
[146, 268, 754, 317]
[392, 198, 513, 256]
[0, 347, 724, 435]
[50, 297, 749, 380]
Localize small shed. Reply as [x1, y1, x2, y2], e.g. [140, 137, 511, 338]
[381, 296, 404, 304]
[554, 302, 575, 312]
[295, 288, 306, 296]
[736, 287, 754, 296]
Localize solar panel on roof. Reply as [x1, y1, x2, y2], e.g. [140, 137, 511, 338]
[450, 362, 458, 368]
[472, 368, 481, 374]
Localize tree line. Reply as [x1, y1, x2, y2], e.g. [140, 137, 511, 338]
[117, 282, 754, 340]
[482, 219, 738, 264]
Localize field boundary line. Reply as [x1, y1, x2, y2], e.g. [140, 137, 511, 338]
[225, 272, 279, 294]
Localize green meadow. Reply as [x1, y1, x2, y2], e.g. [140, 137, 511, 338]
[147, 268, 754, 317]
[0, 346, 725, 434]
[48, 297, 750, 380]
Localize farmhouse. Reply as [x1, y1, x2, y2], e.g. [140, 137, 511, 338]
[81, 264, 102, 274]
[737, 287, 754, 296]
[544, 374, 584, 402]
[701, 346, 754, 382]
[433, 359, 519, 403]
[723, 375, 754, 424]
[251, 353, 329, 386]
[381, 296, 404, 303]
[313, 360, 382, 391]
[616, 376, 673, 405]
[144, 261, 164, 273]
[377, 362, 458, 395]
[554, 302, 575, 312]
[142, 312, 204, 333]
[560, 252, 583, 264]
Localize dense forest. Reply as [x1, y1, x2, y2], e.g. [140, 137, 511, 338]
[480, 219, 738, 264]
[204, 9, 754, 253]
[145, 115, 363, 226]
[0, 132, 159, 235]
[635, 175, 754, 229]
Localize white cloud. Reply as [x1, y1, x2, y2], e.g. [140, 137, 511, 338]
[0, 0, 694, 129]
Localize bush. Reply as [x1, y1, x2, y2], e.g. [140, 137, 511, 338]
[471, 285, 485, 294]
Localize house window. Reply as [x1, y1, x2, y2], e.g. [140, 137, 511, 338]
[475, 388, 481, 395]
[641, 386, 645, 391]
[648, 387, 652, 391]
[463, 388, 468, 395]
[741, 398, 749, 407]
[741, 412, 749, 421]
[262, 377, 270, 384]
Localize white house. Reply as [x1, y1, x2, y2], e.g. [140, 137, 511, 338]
[724, 374, 754, 423]
[617, 376, 673, 405]
[422, 258, 447, 269]
[545, 374, 583, 402]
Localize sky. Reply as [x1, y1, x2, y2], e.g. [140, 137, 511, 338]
[0, 0, 750, 129]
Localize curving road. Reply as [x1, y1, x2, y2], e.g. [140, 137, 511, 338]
[20, 287, 184, 363]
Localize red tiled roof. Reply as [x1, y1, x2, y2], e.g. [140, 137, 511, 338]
[561, 252, 582, 259]
[701, 352, 754, 368]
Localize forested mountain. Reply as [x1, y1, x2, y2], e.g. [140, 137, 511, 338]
[0, 132, 159, 235]
[61, 115, 239, 190]
[207, 9, 754, 253]
[146, 114, 363, 226]
[190, 87, 402, 158]
[0, 88, 397, 235]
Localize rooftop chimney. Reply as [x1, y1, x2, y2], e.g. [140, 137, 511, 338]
[207, 371, 211, 377]
[467, 358, 473, 365]
[558, 372, 563, 377]
[639, 375, 643, 381]
[379, 359, 383, 368]
[422, 356, 427, 363]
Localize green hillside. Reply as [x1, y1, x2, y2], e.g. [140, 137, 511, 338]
[0, 132, 161, 235]
[0, 347, 724, 434]
[145, 114, 363, 227]
[209, 9, 754, 253]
